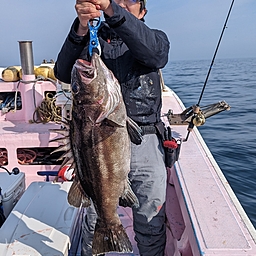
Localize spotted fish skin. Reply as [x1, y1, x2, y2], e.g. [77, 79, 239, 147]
[55, 53, 139, 255]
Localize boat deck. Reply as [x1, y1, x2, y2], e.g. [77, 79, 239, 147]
[162, 88, 256, 255]
[0, 86, 256, 256]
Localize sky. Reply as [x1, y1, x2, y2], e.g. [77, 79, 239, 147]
[0, 0, 255, 66]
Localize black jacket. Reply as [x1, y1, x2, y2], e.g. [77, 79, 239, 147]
[54, 1, 170, 125]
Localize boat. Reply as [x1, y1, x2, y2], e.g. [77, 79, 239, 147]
[0, 41, 256, 256]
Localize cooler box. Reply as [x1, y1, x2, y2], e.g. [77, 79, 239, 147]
[0, 181, 83, 256]
[0, 171, 25, 218]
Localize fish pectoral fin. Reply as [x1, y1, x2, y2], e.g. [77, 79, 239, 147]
[104, 117, 124, 128]
[68, 179, 91, 208]
[119, 181, 139, 208]
[105, 113, 126, 127]
[126, 117, 143, 145]
[92, 221, 133, 255]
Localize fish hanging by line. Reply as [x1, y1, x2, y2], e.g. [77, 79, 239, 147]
[50, 52, 142, 255]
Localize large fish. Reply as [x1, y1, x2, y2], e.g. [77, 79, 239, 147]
[51, 53, 141, 255]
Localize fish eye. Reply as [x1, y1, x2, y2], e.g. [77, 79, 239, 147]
[72, 82, 80, 94]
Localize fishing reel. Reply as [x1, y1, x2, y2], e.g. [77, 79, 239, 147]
[164, 101, 231, 141]
[188, 105, 206, 129]
[165, 101, 230, 126]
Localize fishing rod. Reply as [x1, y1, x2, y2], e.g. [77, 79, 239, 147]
[197, 0, 235, 105]
[184, 0, 235, 141]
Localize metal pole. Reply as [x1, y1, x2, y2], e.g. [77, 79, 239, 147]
[18, 41, 35, 75]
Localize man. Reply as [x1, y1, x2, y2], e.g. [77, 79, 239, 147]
[54, 0, 170, 255]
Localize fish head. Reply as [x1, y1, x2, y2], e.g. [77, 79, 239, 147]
[71, 53, 123, 124]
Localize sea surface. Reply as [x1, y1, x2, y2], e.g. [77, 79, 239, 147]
[162, 57, 256, 228]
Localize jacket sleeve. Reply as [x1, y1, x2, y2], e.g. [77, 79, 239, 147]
[105, 1, 170, 69]
[54, 18, 90, 84]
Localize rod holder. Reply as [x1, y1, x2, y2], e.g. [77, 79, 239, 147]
[18, 41, 34, 75]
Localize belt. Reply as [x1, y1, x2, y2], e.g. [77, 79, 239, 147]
[140, 125, 157, 135]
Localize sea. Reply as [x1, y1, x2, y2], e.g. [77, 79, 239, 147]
[162, 57, 256, 228]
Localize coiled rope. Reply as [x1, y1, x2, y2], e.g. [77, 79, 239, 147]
[0, 148, 38, 165]
[0, 149, 8, 166]
[32, 92, 62, 124]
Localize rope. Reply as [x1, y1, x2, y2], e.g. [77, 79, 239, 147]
[32, 92, 62, 124]
[0, 149, 8, 166]
[0, 148, 39, 165]
[17, 149, 37, 164]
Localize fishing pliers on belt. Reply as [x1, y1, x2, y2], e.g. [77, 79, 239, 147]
[88, 17, 101, 56]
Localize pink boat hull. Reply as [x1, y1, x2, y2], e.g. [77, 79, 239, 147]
[0, 70, 255, 255]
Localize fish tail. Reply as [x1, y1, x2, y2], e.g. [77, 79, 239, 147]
[92, 221, 133, 255]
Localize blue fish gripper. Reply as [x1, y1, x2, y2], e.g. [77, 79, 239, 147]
[88, 17, 101, 56]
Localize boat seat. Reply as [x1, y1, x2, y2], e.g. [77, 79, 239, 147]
[37, 170, 59, 181]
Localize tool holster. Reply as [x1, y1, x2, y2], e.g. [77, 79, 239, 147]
[155, 122, 181, 168]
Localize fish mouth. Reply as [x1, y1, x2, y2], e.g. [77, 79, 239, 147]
[76, 59, 96, 80]
[82, 69, 94, 79]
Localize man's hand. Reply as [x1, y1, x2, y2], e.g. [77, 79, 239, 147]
[75, 1, 101, 36]
[84, 0, 112, 13]
[75, 0, 113, 36]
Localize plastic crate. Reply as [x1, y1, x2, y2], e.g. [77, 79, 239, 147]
[0, 181, 82, 256]
[0, 171, 25, 218]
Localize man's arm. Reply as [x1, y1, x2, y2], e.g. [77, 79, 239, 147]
[54, 18, 90, 84]
[54, 0, 104, 83]
[105, 1, 170, 69]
